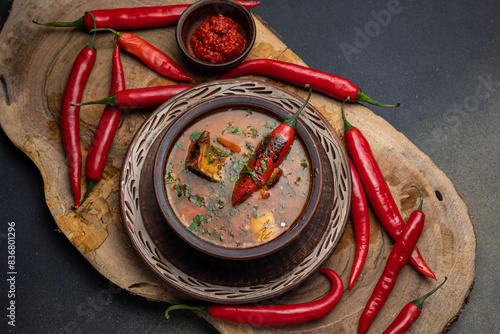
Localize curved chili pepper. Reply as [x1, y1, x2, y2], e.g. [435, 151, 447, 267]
[164, 268, 343, 326]
[93, 28, 191, 81]
[33, 1, 261, 30]
[61, 13, 97, 209]
[231, 84, 312, 206]
[358, 186, 425, 334]
[382, 277, 447, 334]
[219, 59, 400, 108]
[72, 85, 194, 110]
[348, 158, 370, 290]
[341, 98, 436, 280]
[80, 44, 126, 206]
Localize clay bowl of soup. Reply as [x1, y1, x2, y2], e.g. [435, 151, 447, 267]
[153, 95, 322, 260]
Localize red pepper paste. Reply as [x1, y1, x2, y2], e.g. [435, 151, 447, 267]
[190, 15, 247, 64]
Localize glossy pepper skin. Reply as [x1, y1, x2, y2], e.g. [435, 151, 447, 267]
[72, 85, 194, 110]
[219, 59, 400, 108]
[231, 84, 312, 206]
[80, 44, 125, 206]
[348, 158, 370, 290]
[342, 98, 436, 280]
[33, 2, 261, 30]
[358, 186, 425, 334]
[61, 13, 97, 208]
[164, 268, 344, 326]
[382, 277, 447, 334]
[93, 28, 191, 81]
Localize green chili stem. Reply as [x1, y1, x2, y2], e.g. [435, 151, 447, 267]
[284, 84, 312, 129]
[32, 17, 85, 28]
[71, 93, 117, 107]
[90, 27, 123, 37]
[86, 12, 97, 52]
[79, 180, 98, 207]
[356, 89, 400, 108]
[164, 304, 210, 319]
[341, 96, 354, 131]
[411, 185, 424, 211]
[412, 277, 447, 310]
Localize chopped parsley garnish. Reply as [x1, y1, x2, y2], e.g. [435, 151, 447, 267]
[275, 209, 284, 214]
[188, 214, 205, 231]
[245, 141, 254, 151]
[260, 159, 268, 173]
[253, 206, 258, 218]
[246, 108, 253, 116]
[175, 142, 184, 151]
[164, 163, 179, 184]
[189, 131, 204, 141]
[300, 159, 308, 169]
[210, 146, 233, 157]
[264, 121, 276, 129]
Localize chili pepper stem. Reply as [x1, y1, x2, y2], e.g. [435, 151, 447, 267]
[356, 89, 400, 108]
[165, 304, 210, 319]
[71, 93, 117, 107]
[411, 185, 424, 211]
[283, 84, 312, 129]
[413, 277, 447, 310]
[86, 12, 97, 51]
[32, 17, 85, 28]
[90, 27, 122, 37]
[79, 179, 98, 207]
[341, 96, 354, 131]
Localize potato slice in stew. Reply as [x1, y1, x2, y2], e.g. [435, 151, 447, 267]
[251, 211, 280, 244]
[185, 131, 227, 182]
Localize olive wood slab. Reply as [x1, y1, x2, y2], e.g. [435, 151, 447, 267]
[0, 0, 475, 333]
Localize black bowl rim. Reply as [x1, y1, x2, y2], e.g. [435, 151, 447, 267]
[153, 95, 323, 260]
[175, 0, 256, 71]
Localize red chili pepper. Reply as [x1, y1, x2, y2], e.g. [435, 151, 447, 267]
[348, 158, 370, 290]
[231, 84, 312, 206]
[33, 1, 261, 30]
[219, 59, 400, 108]
[80, 44, 126, 206]
[341, 98, 436, 280]
[93, 28, 191, 81]
[72, 85, 193, 110]
[382, 277, 447, 334]
[358, 186, 425, 334]
[164, 268, 343, 326]
[61, 13, 97, 209]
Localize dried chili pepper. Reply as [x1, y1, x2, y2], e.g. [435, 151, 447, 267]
[382, 277, 447, 334]
[358, 186, 425, 334]
[164, 268, 343, 326]
[33, 1, 261, 30]
[72, 85, 193, 110]
[348, 158, 370, 290]
[219, 59, 400, 108]
[80, 44, 125, 206]
[92, 28, 191, 81]
[341, 98, 436, 280]
[61, 13, 97, 209]
[231, 84, 312, 206]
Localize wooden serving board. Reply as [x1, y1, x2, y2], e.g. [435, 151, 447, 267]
[0, 0, 475, 333]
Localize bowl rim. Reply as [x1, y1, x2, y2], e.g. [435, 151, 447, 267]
[153, 95, 323, 260]
[175, 0, 256, 70]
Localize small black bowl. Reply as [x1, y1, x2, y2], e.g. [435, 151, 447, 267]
[176, 0, 256, 72]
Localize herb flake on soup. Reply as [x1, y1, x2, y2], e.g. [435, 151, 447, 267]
[164, 108, 311, 249]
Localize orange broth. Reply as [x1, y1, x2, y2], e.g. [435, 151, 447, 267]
[164, 108, 312, 248]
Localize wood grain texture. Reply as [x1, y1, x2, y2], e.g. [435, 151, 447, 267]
[0, 0, 475, 333]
